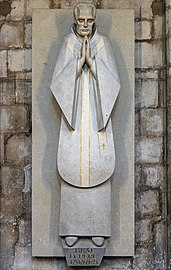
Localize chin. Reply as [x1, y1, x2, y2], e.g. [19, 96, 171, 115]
[81, 32, 90, 36]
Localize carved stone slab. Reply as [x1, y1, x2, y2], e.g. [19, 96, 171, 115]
[62, 239, 106, 266]
[32, 9, 134, 257]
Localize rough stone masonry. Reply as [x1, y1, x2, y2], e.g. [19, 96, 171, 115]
[0, 0, 170, 269]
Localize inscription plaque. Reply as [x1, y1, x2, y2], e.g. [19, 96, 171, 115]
[62, 239, 106, 266]
[68, 250, 99, 266]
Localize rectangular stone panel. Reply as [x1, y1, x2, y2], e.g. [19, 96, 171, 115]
[32, 9, 134, 257]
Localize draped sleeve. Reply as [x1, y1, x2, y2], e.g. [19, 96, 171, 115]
[93, 35, 121, 131]
[50, 35, 78, 130]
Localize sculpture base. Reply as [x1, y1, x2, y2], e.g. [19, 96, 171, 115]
[62, 238, 107, 266]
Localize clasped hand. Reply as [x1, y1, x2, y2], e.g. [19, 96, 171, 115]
[80, 36, 93, 69]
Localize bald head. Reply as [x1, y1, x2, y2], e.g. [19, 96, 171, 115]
[74, 3, 96, 38]
[74, 4, 96, 20]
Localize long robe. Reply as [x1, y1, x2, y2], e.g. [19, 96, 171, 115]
[50, 25, 120, 237]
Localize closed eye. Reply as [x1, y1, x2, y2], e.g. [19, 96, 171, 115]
[77, 19, 84, 23]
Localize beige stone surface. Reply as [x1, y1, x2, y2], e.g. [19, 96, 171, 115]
[8, 0, 25, 21]
[137, 190, 160, 216]
[5, 135, 31, 165]
[135, 41, 163, 68]
[136, 138, 163, 163]
[142, 166, 164, 188]
[32, 0, 50, 9]
[140, 108, 163, 136]
[0, 22, 23, 49]
[8, 49, 32, 71]
[0, 50, 7, 77]
[0, 105, 27, 133]
[32, 9, 134, 257]
[135, 20, 151, 40]
[0, 80, 16, 105]
[135, 80, 159, 108]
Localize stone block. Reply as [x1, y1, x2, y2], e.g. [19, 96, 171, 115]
[100, 258, 132, 270]
[16, 72, 32, 80]
[13, 244, 32, 270]
[25, 72, 32, 80]
[0, 166, 24, 198]
[24, 23, 32, 47]
[32, 0, 50, 8]
[133, 246, 155, 269]
[154, 221, 167, 270]
[136, 138, 163, 163]
[0, 256, 14, 270]
[0, 50, 7, 77]
[5, 135, 31, 165]
[60, 0, 77, 9]
[135, 41, 163, 68]
[31, 259, 51, 270]
[136, 219, 152, 242]
[141, 0, 154, 19]
[25, 0, 32, 20]
[16, 80, 31, 104]
[100, 1, 110, 9]
[135, 164, 141, 189]
[142, 166, 164, 188]
[137, 190, 160, 215]
[107, 0, 140, 18]
[8, 0, 25, 21]
[0, 22, 23, 49]
[0, 80, 15, 105]
[136, 80, 158, 108]
[15, 219, 31, 249]
[144, 70, 159, 79]
[140, 108, 163, 136]
[0, 105, 27, 133]
[53, 0, 62, 8]
[135, 70, 158, 80]
[151, 0, 164, 16]
[0, 1, 11, 18]
[135, 110, 140, 136]
[0, 224, 17, 258]
[1, 194, 23, 225]
[107, 0, 154, 19]
[8, 49, 31, 72]
[0, 134, 4, 166]
[154, 16, 163, 39]
[23, 164, 32, 193]
[135, 20, 151, 40]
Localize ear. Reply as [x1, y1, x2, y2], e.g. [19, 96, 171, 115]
[92, 5, 96, 18]
[73, 5, 80, 21]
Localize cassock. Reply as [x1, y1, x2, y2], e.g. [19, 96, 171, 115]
[50, 24, 120, 237]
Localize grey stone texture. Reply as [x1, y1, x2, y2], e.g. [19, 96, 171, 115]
[0, 22, 23, 49]
[0, 0, 169, 269]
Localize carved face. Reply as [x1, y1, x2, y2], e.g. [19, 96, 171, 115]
[74, 5, 95, 37]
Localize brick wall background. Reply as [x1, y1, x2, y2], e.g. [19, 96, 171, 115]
[0, 0, 170, 269]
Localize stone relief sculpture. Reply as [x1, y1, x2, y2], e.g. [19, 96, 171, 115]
[50, 1, 120, 266]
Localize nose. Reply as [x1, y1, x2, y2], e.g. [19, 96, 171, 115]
[84, 19, 88, 27]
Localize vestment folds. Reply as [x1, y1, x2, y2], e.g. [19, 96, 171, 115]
[50, 30, 120, 188]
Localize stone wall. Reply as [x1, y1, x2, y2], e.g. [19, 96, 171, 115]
[0, 0, 170, 269]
